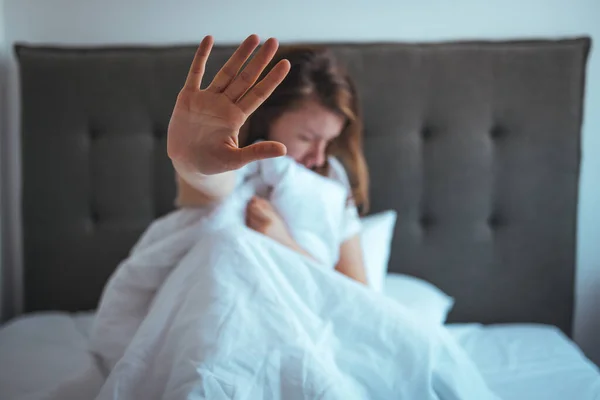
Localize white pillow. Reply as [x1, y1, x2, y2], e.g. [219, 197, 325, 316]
[384, 273, 455, 325]
[360, 210, 398, 292]
[261, 155, 347, 267]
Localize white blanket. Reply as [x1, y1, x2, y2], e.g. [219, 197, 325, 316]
[89, 158, 500, 400]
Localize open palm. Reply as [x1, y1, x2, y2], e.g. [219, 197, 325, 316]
[167, 34, 291, 176]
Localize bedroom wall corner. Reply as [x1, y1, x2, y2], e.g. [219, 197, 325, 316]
[0, 0, 7, 320]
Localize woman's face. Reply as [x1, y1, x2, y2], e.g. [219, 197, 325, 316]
[268, 99, 345, 169]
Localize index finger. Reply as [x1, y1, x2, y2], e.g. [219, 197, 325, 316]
[184, 36, 214, 90]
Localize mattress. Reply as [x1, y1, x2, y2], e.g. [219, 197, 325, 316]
[1, 313, 599, 399]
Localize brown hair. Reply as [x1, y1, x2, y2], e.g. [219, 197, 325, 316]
[240, 45, 369, 214]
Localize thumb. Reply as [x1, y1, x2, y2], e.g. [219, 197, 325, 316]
[235, 141, 287, 167]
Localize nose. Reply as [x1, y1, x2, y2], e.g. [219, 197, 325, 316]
[308, 141, 327, 168]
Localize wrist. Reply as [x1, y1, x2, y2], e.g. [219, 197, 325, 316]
[280, 234, 315, 261]
[279, 234, 299, 251]
[174, 161, 236, 197]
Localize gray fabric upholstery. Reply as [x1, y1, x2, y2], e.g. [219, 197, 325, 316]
[16, 38, 590, 335]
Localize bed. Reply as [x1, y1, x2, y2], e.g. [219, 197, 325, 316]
[2, 300, 600, 399]
[1, 37, 598, 399]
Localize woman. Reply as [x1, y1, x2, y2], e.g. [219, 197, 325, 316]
[168, 34, 369, 284]
[93, 38, 500, 397]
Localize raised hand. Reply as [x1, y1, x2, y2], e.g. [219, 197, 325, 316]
[167, 34, 291, 177]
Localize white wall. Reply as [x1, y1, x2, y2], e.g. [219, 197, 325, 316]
[0, 0, 8, 317]
[2, 0, 599, 363]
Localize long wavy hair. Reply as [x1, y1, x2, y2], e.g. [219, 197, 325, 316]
[240, 45, 369, 214]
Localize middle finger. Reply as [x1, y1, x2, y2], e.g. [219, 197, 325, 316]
[223, 37, 280, 102]
[206, 34, 261, 93]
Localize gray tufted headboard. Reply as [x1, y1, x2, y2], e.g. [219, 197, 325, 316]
[16, 38, 590, 335]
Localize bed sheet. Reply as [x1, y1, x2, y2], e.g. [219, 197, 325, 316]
[0, 312, 102, 400]
[447, 323, 600, 399]
[1, 313, 599, 399]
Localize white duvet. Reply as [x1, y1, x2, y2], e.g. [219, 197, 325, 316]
[88, 157, 500, 400]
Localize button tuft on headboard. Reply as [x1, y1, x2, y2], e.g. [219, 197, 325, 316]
[90, 208, 100, 225]
[419, 214, 435, 229]
[153, 124, 167, 139]
[154, 203, 167, 219]
[490, 125, 507, 139]
[421, 126, 435, 141]
[488, 214, 503, 229]
[89, 125, 102, 140]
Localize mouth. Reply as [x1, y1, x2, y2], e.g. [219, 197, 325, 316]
[296, 158, 321, 171]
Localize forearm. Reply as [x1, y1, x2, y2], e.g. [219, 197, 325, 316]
[335, 235, 368, 285]
[283, 238, 316, 261]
